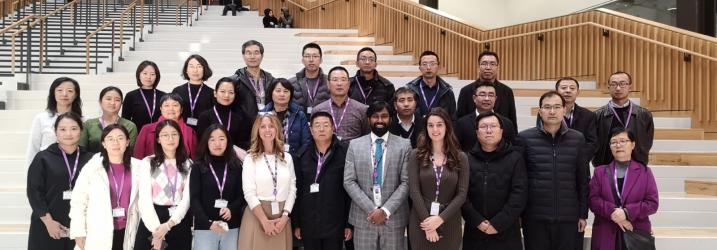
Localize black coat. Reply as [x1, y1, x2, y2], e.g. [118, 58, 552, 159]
[122, 88, 167, 132]
[461, 141, 527, 250]
[26, 144, 93, 250]
[229, 67, 276, 120]
[171, 83, 215, 131]
[565, 103, 598, 156]
[189, 157, 245, 230]
[593, 102, 654, 166]
[348, 70, 396, 105]
[291, 136, 351, 239]
[388, 114, 423, 148]
[514, 123, 590, 222]
[196, 103, 252, 150]
[405, 76, 456, 117]
[455, 112, 516, 152]
[455, 80, 517, 133]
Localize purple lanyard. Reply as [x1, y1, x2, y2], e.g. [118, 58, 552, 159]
[431, 156, 444, 202]
[305, 78, 321, 105]
[608, 102, 633, 128]
[419, 80, 439, 111]
[209, 163, 228, 199]
[108, 165, 126, 208]
[99, 116, 116, 129]
[612, 162, 629, 200]
[248, 75, 264, 97]
[329, 99, 350, 132]
[314, 151, 327, 183]
[283, 117, 294, 141]
[354, 77, 372, 103]
[370, 140, 387, 185]
[263, 154, 279, 200]
[62, 148, 80, 189]
[187, 83, 204, 117]
[163, 162, 180, 202]
[139, 89, 156, 118]
[212, 106, 232, 131]
[564, 107, 574, 127]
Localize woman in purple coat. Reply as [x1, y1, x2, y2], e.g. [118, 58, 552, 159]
[589, 127, 659, 250]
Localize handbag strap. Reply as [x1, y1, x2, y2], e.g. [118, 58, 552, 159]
[606, 164, 623, 208]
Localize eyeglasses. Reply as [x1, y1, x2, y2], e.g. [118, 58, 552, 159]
[244, 51, 262, 56]
[478, 124, 500, 131]
[358, 57, 376, 63]
[104, 136, 127, 143]
[479, 62, 498, 68]
[303, 54, 321, 60]
[329, 77, 349, 82]
[540, 105, 564, 111]
[608, 82, 630, 88]
[475, 93, 496, 99]
[420, 62, 438, 68]
[159, 133, 180, 140]
[609, 139, 631, 147]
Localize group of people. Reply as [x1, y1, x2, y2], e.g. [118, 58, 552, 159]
[26, 40, 659, 250]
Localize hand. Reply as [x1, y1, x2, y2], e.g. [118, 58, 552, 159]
[611, 208, 627, 223]
[367, 209, 387, 225]
[425, 229, 440, 243]
[152, 223, 170, 241]
[420, 216, 444, 232]
[75, 237, 86, 249]
[40, 214, 64, 240]
[219, 208, 232, 221]
[234, 147, 248, 161]
[209, 221, 226, 234]
[344, 228, 353, 241]
[260, 218, 278, 236]
[617, 220, 633, 232]
[578, 218, 587, 232]
[274, 215, 289, 233]
[485, 224, 498, 235]
[151, 237, 164, 250]
[294, 228, 302, 239]
[477, 220, 490, 233]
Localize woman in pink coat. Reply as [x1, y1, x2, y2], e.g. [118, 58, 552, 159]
[133, 93, 197, 160]
[589, 127, 659, 250]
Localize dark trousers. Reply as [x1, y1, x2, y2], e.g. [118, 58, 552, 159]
[522, 220, 577, 250]
[134, 204, 193, 250]
[27, 218, 74, 250]
[302, 237, 344, 250]
[112, 229, 125, 250]
[222, 4, 237, 16]
[575, 231, 585, 250]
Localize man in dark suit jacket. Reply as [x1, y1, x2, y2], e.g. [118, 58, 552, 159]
[389, 87, 423, 148]
[292, 112, 352, 249]
[455, 82, 516, 151]
[455, 51, 517, 130]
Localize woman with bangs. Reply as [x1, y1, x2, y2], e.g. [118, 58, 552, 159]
[196, 77, 252, 151]
[122, 60, 166, 131]
[172, 54, 215, 131]
[80, 86, 138, 153]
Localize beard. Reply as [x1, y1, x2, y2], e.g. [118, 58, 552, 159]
[371, 122, 389, 136]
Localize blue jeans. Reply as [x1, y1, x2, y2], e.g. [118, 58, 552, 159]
[193, 228, 239, 250]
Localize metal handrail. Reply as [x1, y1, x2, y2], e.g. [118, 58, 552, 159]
[175, 0, 198, 26]
[85, 0, 139, 74]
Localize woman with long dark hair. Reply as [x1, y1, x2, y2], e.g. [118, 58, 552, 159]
[190, 124, 246, 250]
[80, 86, 138, 153]
[27, 112, 93, 250]
[133, 93, 197, 160]
[135, 120, 193, 250]
[408, 108, 468, 250]
[238, 113, 296, 250]
[172, 54, 215, 131]
[196, 77, 252, 150]
[122, 60, 166, 131]
[260, 78, 310, 154]
[27, 77, 83, 163]
[70, 124, 141, 249]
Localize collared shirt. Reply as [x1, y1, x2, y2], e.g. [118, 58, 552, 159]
[398, 114, 415, 132]
[369, 132, 392, 218]
[609, 99, 631, 108]
[313, 97, 368, 141]
[475, 109, 495, 117]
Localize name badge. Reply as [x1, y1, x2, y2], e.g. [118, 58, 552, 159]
[214, 199, 228, 208]
[168, 206, 178, 216]
[306, 107, 312, 114]
[284, 144, 290, 152]
[60, 228, 70, 238]
[337, 136, 343, 141]
[112, 207, 125, 218]
[63, 190, 72, 200]
[310, 183, 319, 193]
[372, 185, 382, 206]
[186, 117, 198, 126]
[218, 221, 229, 231]
[430, 202, 440, 216]
[271, 201, 280, 215]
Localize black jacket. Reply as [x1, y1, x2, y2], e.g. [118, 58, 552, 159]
[455, 80, 517, 132]
[171, 83, 215, 130]
[196, 103, 253, 150]
[405, 76, 456, 117]
[455, 111, 516, 152]
[515, 122, 590, 222]
[593, 102, 654, 166]
[389, 114, 423, 148]
[229, 67, 276, 119]
[348, 70, 395, 105]
[189, 157, 245, 229]
[462, 141, 526, 248]
[565, 103, 598, 156]
[291, 136, 351, 239]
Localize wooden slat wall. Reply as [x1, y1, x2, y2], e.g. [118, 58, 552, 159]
[256, 0, 717, 133]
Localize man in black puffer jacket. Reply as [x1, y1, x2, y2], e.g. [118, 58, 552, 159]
[515, 91, 590, 250]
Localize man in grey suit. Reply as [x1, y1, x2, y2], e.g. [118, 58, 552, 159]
[344, 101, 411, 250]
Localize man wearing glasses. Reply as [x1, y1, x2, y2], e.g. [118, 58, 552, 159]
[515, 91, 590, 250]
[230, 40, 276, 118]
[313, 66, 370, 141]
[348, 47, 396, 105]
[290, 42, 331, 114]
[456, 51, 517, 130]
[405, 51, 456, 117]
[455, 82, 516, 151]
[593, 71, 654, 167]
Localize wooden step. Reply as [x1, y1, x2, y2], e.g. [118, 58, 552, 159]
[655, 128, 705, 140]
[530, 107, 692, 117]
[685, 179, 717, 196]
[340, 60, 415, 65]
[650, 152, 717, 166]
[0, 224, 28, 233]
[325, 49, 395, 55]
[295, 32, 359, 37]
[315, 41, 375, 46]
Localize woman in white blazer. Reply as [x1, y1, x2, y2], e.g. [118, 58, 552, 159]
[69, 124, 141, 250]
[134, 119, 193, 250]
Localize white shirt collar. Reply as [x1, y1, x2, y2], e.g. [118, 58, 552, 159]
[475, 109, 494, 117]
[370, 132, 389, 144]
[609, 99, 631, 108]
[397, 114, 415, 125]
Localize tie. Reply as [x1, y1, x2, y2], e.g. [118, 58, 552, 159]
[374, 138, 385, 185]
